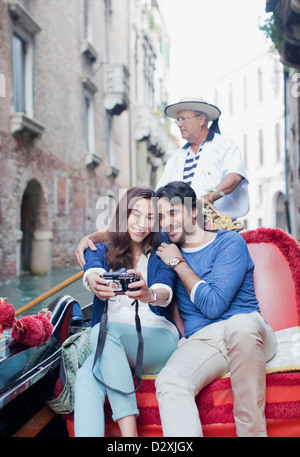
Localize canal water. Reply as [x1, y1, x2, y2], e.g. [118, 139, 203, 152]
[0, 268, 93, 316]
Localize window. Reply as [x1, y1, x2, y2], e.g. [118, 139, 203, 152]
[83, 0, 91, 41]
[84, 91, 95, 156]
[104, 0, 112, 59]
[104, 112, 119, 178]
[106, 111, 114, 165]
[12, 31, 32, 115]
[275, 192, 286, 230]
[275, 123, 281, 161]
[9, 2, 43, 136]
[81, 0, 98, 61]
[258, 184, 263, 204]
[82, 76, 101, 167]
[259, 129, 264, 165]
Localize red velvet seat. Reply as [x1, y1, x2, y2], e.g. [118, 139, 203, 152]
[66, 228, 300, 437]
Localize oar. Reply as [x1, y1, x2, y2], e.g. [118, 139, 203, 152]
[15, 271, 83, 316]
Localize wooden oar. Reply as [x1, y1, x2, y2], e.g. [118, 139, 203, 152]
[15, 270, 83, 316]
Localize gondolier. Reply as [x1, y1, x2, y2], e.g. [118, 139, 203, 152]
[156, 97, 249, 219]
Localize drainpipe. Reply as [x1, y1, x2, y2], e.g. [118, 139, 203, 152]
[127, 0, 133, 186]
[284, 69, 292, 233]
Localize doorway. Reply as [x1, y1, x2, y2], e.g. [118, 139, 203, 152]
[20, 179, 52, 275]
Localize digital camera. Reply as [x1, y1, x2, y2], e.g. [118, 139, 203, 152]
[102, 268, 140, 294]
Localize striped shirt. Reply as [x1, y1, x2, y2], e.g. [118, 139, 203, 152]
[183, 130, 215, 185]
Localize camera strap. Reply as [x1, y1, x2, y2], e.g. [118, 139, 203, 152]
[92, 299, 144, 395]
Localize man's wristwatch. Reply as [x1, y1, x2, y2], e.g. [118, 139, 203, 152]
[169, 257, 185, 269]
[209, 187, 225, 197]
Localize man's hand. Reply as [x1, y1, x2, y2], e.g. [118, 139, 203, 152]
[156, 242, 182, 266]
[75, 236, 97, 269]
[157, 243, 203, 296]
[202, 173, 243, 202]
[75, 228, 109, 269]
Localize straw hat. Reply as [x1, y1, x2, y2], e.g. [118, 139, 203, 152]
[164, 97, 221, 122]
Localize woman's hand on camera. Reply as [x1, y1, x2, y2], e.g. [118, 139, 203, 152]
[86, 271, 116, 300]
[125, 269, 153, 303]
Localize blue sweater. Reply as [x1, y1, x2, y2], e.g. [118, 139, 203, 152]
[84, 241, 177, 328]
[176, 230, 260, 338]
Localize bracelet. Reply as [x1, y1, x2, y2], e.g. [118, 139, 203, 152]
[148, 290, 157, 304]
[209, 187, 225, 197]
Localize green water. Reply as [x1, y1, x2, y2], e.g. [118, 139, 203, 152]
[0, 268, 93, 316]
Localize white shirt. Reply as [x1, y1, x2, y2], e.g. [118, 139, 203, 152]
[156, 133, 249, 219]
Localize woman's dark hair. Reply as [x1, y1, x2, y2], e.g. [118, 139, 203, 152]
[106, 186, 160, 271]
[156, 181, 204, 227]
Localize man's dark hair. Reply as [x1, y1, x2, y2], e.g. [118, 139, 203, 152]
[156, 181, 197, 206]
[155, 181, 204, 228]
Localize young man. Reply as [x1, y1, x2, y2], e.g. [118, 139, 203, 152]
[155, 181, 277, 437]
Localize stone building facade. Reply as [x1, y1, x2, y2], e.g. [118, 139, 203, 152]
[265, 0, 300, 241]
[0, 0, 175, 282]
[194, 48, 286, 232]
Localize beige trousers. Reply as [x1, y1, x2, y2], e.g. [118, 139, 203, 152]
[155, 312, 277, 437]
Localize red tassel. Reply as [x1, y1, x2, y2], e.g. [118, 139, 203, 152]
[0, 298, 16, 334]
[0, 298, 53, 347]
[34, 312, 53, 342]
[11, 315, 45, 347]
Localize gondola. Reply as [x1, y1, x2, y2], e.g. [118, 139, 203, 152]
[0, 295, 86, 437]
[1, 204, 300, 437]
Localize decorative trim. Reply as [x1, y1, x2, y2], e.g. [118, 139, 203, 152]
[81, 39, 99, 62]
[85, 152, 102, 168]
[82, 77, 98, 94]
[8, 0, 41, 35]
[106, 165, 120, 179]
[11, 112, 45, 136]
[204, 201, 244, 232]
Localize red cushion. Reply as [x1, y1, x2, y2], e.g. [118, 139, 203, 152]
[66, 373, 300, 437]
[242, 228, 300, 331]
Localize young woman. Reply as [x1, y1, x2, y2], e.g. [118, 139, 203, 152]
[74, 186, 179, 437]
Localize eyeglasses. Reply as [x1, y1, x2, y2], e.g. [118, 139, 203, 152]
[175, 115, 201, 125]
